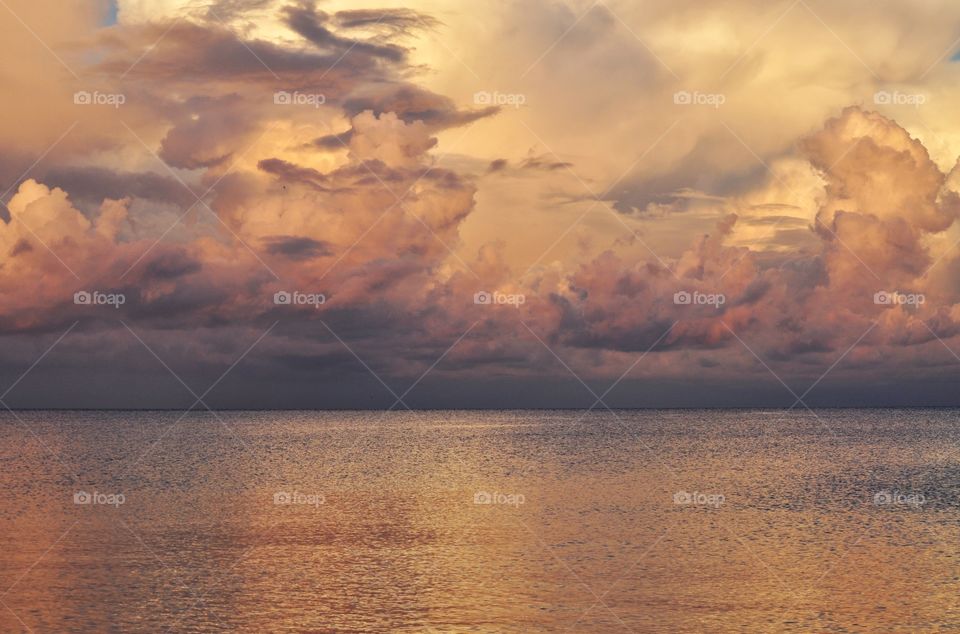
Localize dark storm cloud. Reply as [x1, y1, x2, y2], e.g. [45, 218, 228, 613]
[143, 250, 203, 281]
[557, 312, 686, 353]
[44, 166, 195, 206]
[122, 277, 238, 324]
[261, 235, 331, 260]
[548, 290, 687, 353]
[309, 129, 354, 151]
[767, 333, 836, 359]
[282, 1, 407, 62]
[96, 20, 386, 82]
[257, 158, 329, 190]
[419, 167, 471, 192]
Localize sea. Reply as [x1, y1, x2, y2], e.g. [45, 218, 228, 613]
[0, 409, 958, 632]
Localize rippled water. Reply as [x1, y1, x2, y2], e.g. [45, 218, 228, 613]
[1, 409, 959, 632]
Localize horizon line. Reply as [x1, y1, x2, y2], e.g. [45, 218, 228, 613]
[2, 406, 960, 412]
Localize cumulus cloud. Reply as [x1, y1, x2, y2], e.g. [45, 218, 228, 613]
[522, 107, 960, 383]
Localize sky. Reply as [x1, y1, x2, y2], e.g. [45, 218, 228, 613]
[3, 0, 960, 408]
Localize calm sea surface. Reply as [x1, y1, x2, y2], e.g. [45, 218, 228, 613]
[0, 409, 958, 632]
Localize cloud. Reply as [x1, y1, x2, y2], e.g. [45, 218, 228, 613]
[348, 111, 436, 168]
[282, 0, 408, 62]
[43, 166, 196, 206]
[5, 0, 960, 406]
[309, 129, 354, 151]
[261, 235, 330, 260]
[257, 158, 329, 191]
[521, 108, 960, 382]
[333, 8, 438, 33]
[342, 84, 498, 128]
